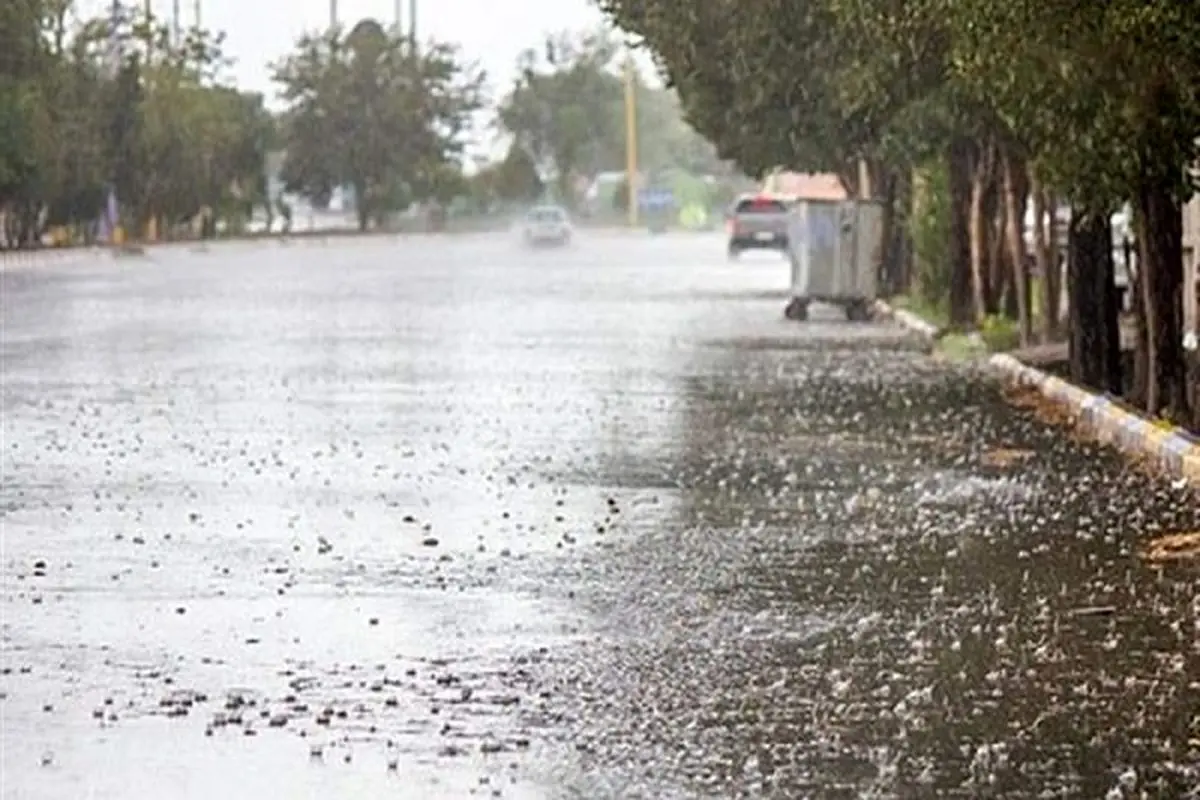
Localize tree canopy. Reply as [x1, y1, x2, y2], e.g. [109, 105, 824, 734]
[494, 28, 727, 208]
[0, 0, 274, 245]
[272, 19, 485, 230]
[495, 30, 624, 206]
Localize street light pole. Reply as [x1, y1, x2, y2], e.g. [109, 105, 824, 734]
[108, 0, 122, 71]
[193, 0, 200, 29]
[143, 0, 153, 58]
[409, 0, 417, 49]
[623, 53, 639, 228]
[330, 0, 337, 28]
[172, 0, 180, 42]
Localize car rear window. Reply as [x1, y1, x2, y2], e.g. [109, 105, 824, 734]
[734, 197, 788, 214]
[529, 208, 565, 222]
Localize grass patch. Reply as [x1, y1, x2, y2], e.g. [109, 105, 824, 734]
[889, 294, 949, 328]
[978, 314, 1021, 351]
[935, 332, 990, 361]
[889, 295, 1023, 359]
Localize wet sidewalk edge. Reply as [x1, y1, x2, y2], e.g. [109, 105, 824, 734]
[0, 239, 336, 270]
[874, 298, 1200, 487]
[0, 227, 680, 271]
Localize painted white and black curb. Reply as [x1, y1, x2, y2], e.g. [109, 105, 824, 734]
[872, 298, 941, 338]
[876, 299, 1200, 486]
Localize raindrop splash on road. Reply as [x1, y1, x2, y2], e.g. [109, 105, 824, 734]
[2, 233, 1197, 798]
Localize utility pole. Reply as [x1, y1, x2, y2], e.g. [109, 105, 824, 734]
[409, 0, 417, 49]
[108, 0, 122, 74]
[172, 0, 180, 42]
[193, 0, 200, 28]
[623, 53, 639, 228]
[143, 0, 153, 59]
[329, 0, 337, 28]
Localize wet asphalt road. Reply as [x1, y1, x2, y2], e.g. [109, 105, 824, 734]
[2, 232, 1199, 799]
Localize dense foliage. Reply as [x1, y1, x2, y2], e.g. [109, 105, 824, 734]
[600, 0, 1200, 426]
[493, 29, 726, 208]
[2, 6, 730, 241]
[272, 19, 485, 230]
[0, 0, 274, 244]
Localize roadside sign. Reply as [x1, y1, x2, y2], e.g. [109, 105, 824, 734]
[637, 188, 675, 212]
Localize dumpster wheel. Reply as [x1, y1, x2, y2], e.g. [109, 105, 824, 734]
[784, 297, 809, 321]
[844, 300, 872, 322]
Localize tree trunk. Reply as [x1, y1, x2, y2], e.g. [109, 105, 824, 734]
[1043, 194, 1062, 341]
[996, 243, 1018, 319]
[837, 162, 860, 199]
[1002, 149, 1032, 346]
[1067, 210, 1121, 395]
[354, 180, 370, 232]
[1134, 178, 1188, 420]
[877, 170, 899, 295]
[988, 199, 1007, 316]
[968, 143, 992, 324]
[890, 169, 913, 294]
[19, 202, 39, 247]
[947, 139, 974, 327]
[1129, 233, 1149, 406]
[1031, 179, 1049, 325]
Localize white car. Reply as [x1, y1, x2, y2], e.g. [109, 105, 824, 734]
[521, 205, 572, 247]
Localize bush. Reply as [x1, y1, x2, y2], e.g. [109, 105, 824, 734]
[979, 314, 1020, 351]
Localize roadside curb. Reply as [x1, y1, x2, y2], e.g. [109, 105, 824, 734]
[875, 298, 1200, 487]
[0, 236, 369, 271]
[987, 353, 1200, 485]
[0, 247, 107, 271]
[871, 298, 941, 338]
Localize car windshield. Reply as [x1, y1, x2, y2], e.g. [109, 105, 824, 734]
[734, 197, 788, 214]
[528, 207, 566, 222]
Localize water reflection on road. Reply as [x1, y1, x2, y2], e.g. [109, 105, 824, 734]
[2, 234, 1197, 799]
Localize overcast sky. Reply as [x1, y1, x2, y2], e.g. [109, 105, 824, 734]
[74, 0, 635, 100]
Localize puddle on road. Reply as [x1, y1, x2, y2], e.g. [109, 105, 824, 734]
[5, 718, 556, 800]
[979, 446, 1036, 469]
[2, 587, 581, 799]
[912, 470, 1039, 508]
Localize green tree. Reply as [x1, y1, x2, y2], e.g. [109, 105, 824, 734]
[944, 0, 1200, 418]
[0, 0, 274, 246]
[463, 145, 544, 213]
[634, 85, 724, 176]
[273, 19, 484, 231]
[496, 30, 624, 208]
[491, 144, 544, 204]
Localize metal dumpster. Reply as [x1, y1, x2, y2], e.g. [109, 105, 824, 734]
[783, 199, 883, 321]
